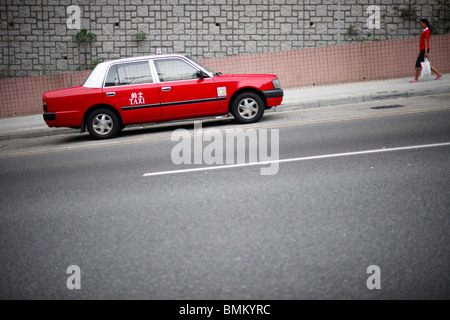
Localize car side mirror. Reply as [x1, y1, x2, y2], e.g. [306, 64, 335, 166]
[196, 70, 208, 79]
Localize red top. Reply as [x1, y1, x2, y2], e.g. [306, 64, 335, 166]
[420, 28, 430, 50]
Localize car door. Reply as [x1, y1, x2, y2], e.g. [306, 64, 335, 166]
[103, 60, 161, 123]
[153, 57, 218, 120]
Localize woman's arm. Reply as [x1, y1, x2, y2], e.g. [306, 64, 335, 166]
[424, 37, 428, 57]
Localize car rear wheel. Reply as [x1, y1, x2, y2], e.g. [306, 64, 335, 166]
[231, 92, 265, 124]
[87, 108, 120, 139]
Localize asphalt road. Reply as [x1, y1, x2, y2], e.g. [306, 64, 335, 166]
[0, 94, 449, 300]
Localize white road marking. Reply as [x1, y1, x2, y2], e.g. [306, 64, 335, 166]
[143, 142, 450, 177]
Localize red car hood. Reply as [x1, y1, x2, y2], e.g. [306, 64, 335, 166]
[216, 74, 277, 79]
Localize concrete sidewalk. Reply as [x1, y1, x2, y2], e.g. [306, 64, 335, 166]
[0, 75, 448, 141]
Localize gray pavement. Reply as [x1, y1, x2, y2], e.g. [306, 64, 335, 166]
[0, 75, 448, 141]
[1, 104, 449, 299]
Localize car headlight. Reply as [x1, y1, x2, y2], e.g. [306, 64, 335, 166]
[272, 78, 281, 89]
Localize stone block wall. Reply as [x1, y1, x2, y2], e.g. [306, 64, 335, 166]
[0, 0, 448, 77]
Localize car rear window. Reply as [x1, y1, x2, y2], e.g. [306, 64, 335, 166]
[104, 61, 153, 87]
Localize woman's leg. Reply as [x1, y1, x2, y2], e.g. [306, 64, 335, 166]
[426, 50, 442, 79]
[431, 65, 442, 78]
[411, 50, 425, 82]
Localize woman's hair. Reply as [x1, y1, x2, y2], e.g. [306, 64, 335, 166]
[420, 18, 431, 31]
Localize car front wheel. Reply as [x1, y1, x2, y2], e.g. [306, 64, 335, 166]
[231, 92, 265, 124]
[87, 108, 120, 139]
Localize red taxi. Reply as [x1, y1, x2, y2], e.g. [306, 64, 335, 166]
[43, 54, 284, 139]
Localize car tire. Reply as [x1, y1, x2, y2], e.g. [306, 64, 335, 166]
[86, 108, 120, 139]
[231, 92, 265, 124]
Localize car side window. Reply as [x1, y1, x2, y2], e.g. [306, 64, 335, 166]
[104, 61, 153, 87]
[154, 59, 199, 82]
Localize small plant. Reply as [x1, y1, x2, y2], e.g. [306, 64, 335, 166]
[90, 59, 102, 70]
[382, 14, 389, 40]
[394, 2, 418, 20]
[0, 70, 16, 78]
[356, 32, 379, 43]
[364, 32, 376, 41]
[345, 24, 360, 42]
[133, 31, 147, 41]
[347, 24, 359, 36]
[431, 17, 450, 34]
[75, 29, 97, 70]
[432, 0, 450, 34]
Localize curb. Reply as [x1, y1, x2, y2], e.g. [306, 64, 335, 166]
[0, 128, 78, 141]
[277, 86, 450, 111]
[0, 86, 449, 141]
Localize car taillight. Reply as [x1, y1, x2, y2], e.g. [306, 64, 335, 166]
[43, 96, 48, 112]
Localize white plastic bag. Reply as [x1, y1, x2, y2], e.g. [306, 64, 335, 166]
[421, 58, 431, 78]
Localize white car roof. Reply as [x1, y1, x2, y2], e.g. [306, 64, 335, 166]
[83, 54, 192, 88]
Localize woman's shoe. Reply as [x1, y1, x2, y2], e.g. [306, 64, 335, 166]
[435, 74, 443, 80]
[409, 79, 418, 83]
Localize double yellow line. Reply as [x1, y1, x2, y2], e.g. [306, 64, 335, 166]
[1, 106, 449, 159]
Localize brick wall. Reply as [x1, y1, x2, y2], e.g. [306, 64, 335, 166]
[1, 34, 449, 118]
[202, 34, 450, 88]
[1, 0, 448, 77]
[0, 70, 91, 118]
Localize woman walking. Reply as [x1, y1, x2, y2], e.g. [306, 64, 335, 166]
[409, 18, 443, 83]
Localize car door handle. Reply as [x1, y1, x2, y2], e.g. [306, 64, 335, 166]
[106, 92, 116, 97]
[161, 87, 171, 92]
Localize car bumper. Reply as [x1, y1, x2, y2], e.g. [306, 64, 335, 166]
[263, 89, 284, 107]
[43, 111, 82, 128]
[262, 89, 284, 99]
[43, 112, 57, 127]
[43, 112, 56, 121]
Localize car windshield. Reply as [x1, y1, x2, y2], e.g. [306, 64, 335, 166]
[188, 56, 216, 75]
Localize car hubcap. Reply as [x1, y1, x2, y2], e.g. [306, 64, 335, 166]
[238, 98, 258, 119]
[93, 114, 113, 135]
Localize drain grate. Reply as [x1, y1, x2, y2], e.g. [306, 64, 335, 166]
[371, 104, 406, 110]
